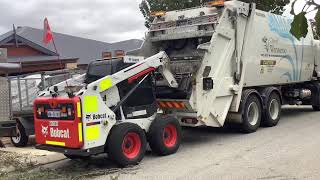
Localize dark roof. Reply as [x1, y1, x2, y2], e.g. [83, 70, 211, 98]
[0, 26, 143, 65]
[8, 56, 76, 63]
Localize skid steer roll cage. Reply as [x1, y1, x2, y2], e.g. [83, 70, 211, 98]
[84, 51, 178, 94]
[41, 51, 178, 122]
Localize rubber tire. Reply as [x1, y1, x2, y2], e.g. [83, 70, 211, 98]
[11, 122, 29, 147]
[312, 105, 320, 111]
[147, 116, 182, 156]
[262, 92, 281, 127]
[107, 123, 147, 167]
[241, 94, 262, 133]
[64, 154, 90, 160]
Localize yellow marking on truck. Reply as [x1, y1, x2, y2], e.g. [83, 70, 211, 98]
[86, 125, 100, 141]
[45, 141, 65, 146]
[77, 102, 82, 118]
[99, 77, 113, 92]
[78, 123, 83, 142]
[260, 60, 276, 66]
[84, 96, 98, 113]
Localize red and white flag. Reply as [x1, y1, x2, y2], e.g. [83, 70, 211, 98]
[43, 17, 53, 44]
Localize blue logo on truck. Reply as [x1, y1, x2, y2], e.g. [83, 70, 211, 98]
[268, 14, 304, 81]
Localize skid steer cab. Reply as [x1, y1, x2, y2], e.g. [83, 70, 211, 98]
[34, 51, 182, 166]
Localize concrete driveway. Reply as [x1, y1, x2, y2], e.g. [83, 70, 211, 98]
[1, 106, 320, 180]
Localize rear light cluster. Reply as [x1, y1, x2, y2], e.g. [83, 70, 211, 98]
[36, 103, 75, 120]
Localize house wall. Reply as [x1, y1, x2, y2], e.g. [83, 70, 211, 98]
[1, 45, 43, 57]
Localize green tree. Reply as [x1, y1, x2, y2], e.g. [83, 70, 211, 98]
[140, 0, 202, 28]
[290, 0, 320, 40]
[241, 0, 290, 15]
[140, 0, 290, 28]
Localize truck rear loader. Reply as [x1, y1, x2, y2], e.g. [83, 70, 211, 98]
[34, 0, 320, 166]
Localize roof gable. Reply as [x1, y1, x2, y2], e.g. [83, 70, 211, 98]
[0, 26, 143, 65]
[0, 29, 57, 56]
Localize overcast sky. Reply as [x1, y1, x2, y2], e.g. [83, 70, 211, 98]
[0, 0, 147, 43]
[0, 0, 318, 43]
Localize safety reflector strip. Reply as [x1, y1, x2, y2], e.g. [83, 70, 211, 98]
[85, 125, 100, 141]
[84, 96, 98, 113]
[128, 67, 156, 84]
[99, 77, 113, 92]
[45, 141, 65, 147]
[86, 121, 101, 126]
[78, 123, 83, 142]
[158, 101, 185, 109]
[77, 102, 81, 118]
[166, 102, 173, 108]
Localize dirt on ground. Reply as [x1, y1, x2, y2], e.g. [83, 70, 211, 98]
[0, 150, 139, 180]
[0, 151, 36, 178]
[2, 106, 320, 180]
[0, 137, 138, 180]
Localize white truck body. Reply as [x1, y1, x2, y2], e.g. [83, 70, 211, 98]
[128, 0, 320, 127]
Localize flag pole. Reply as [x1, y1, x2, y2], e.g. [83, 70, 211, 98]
[52, 38, 69, 87]
[43, 17, 69, 87]
[51, 38, 63, 70]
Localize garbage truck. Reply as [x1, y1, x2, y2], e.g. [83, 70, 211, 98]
[34, 0, 320, 166]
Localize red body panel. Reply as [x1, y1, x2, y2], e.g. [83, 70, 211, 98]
[34, 97, 83, 149]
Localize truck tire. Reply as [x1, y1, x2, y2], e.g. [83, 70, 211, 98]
[262, 92, 281, 127]
[241, 93, 262, 133]
[147, 116, 182, 156]
[312, 105, 320, 111]
[11, 122, 28, 147]
[107, 123, 147, 167]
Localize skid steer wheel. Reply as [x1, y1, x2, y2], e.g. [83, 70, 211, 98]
[262, 92, 281, 127]
[241, 93, 262, 133]
[147, 116, 182, 156]
[11, 122, 28, 147]
[107, 123, 147, 167]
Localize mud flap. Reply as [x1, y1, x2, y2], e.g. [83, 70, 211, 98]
[0, 121, 16, 137]
[310, 83, 320, 106]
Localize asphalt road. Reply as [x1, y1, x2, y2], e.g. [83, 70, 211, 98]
[94, 106, 320, 180]
[3, 106, 320, 180]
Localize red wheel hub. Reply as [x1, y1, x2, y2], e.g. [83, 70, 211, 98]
[122, 132, 141, 159]
[163, 124, 177, 148]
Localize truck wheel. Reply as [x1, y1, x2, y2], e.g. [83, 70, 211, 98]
[11, 122, 28, 147]
[147, 116, 182, 156]
[241, 93, 262, 133]
[107, 123, 147, 167]
[262, 92, 281, 127]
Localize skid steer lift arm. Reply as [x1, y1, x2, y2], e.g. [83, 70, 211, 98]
[85, 51, 178, 94]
